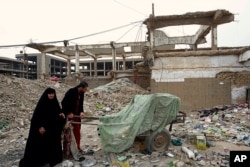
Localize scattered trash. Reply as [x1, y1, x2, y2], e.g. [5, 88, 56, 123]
[175, 161, 185, 167]
[81, 159, 97, 167]
[103, 107, 111, 112]
[196, 135, 207, 150]
[181, 147, 195, 160]
[206, 140, 215, 147]
[0, 75, 250, 166]
[117, 155, 127, 161]
[62, 160, 74, 167]
[167, 152, 174, 158]
[171, 138, 182, 146]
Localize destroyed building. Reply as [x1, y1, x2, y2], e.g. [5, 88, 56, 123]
[1, 7, 250, 167]
[1, 9, 250, 112]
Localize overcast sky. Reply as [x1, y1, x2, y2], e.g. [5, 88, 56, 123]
[0, 0, 250, 58]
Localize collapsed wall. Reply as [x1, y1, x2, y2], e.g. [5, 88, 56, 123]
[150, 53, 250, 111]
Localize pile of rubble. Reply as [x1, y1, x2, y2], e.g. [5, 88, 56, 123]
[0, 75, 148, 166]
[0, 75, 71, 131]
[85, 78, 149, 116]
[1, 74, 250, 167]
[0, 76, 148, 132]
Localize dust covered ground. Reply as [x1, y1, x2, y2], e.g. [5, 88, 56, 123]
[0, 75, 148, 166]
[0, 74, 250, 167]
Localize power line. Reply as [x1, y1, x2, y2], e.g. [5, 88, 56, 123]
[113, 0, 148, 17]
[0, 20, 144, 48]
[115, 22, 142, 42]
[68, 20, 143, 41]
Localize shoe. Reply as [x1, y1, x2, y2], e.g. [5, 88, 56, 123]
[78, 156, 85, 162]
[85, 149, 94, 155]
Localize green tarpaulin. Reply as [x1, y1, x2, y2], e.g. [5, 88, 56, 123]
[98, 93, 180, 153]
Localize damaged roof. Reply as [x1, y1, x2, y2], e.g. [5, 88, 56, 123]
[143, 9, 234, 29]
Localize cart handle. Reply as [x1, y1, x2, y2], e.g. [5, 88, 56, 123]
[73, 115, 100, 120]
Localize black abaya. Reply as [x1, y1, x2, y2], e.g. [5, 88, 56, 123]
[19, 88, 65, 167]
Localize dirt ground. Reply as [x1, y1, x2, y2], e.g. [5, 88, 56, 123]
[0, 75, 250, 167]
[76, 119, 250, 167]
[0, 112, 250, 167]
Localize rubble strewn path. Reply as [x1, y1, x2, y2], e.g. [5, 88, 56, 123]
[0, 75, 249, 167]
[0, 76, 148, 166]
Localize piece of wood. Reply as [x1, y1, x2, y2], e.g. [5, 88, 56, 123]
[74, 115, 100, 120]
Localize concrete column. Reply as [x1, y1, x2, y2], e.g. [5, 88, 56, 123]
[41, 52, 46, 79]
[75, 45, 80, 73]
[112, 48, 116, 81]
[112, 47, 116, 71]
[94, 58, 97, 77]
[211, 25, 218, 50]
[110, 41, 117, 72]
[67, 59, 71, 76]
[122, 56, 126, 71]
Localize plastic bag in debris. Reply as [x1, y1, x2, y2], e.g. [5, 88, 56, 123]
[80, 159, 97, 167]
[62, 160, 74, 167]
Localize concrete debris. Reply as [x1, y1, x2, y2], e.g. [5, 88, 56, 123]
[0, 74, 249, 167]
[0, 75, 148, 166]
[86, 78, 148, 116]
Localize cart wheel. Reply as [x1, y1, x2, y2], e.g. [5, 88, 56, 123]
[145, 129, 171, 152]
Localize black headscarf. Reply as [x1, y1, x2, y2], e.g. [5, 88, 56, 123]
[31, 87, 60, 126]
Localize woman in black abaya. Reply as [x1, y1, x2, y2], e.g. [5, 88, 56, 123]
[19, 88, 65, 167]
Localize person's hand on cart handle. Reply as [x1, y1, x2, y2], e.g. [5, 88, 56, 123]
[67, 113, 74, 119]
[59, 113, 65, 119]
[80, 112, 85, 119]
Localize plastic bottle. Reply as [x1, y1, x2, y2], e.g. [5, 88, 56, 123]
[181, 146, 195, 160]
